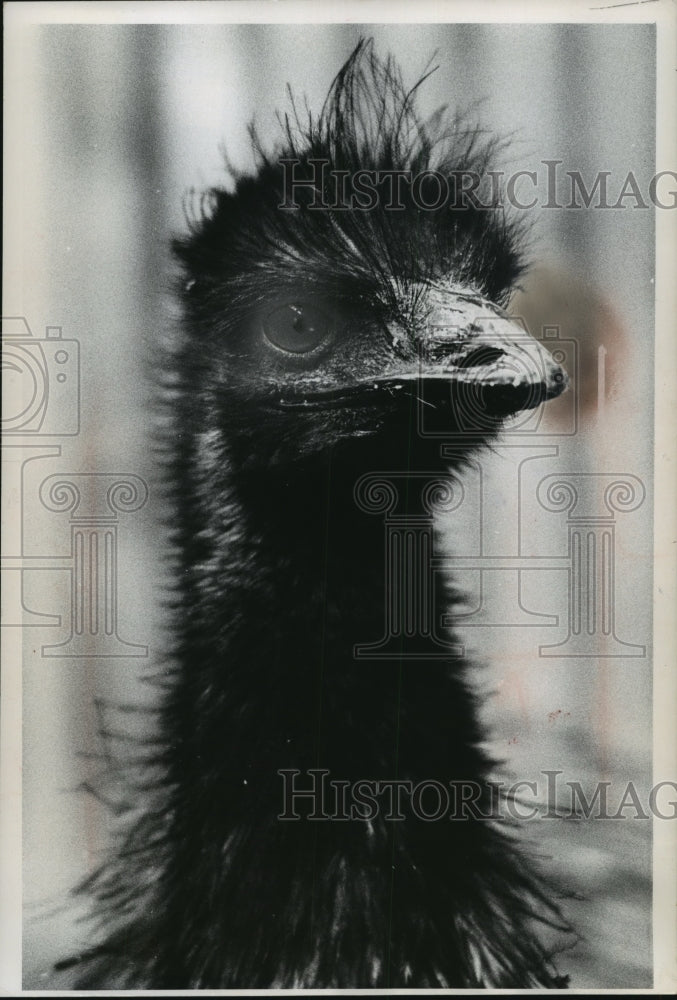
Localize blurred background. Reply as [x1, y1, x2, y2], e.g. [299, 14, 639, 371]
[7, 19, 655, 989]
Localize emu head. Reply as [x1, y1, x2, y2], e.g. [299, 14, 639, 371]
[173, 40, 567, 470]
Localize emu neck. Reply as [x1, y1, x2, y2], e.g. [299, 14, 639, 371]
[176, 436, 477, 777]
[155, 432, 502, 990]
[231, 442, 443, 629]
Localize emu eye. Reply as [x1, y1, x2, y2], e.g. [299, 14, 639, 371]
[262, 302, 333, 355]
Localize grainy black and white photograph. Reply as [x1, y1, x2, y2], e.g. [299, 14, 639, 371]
[2, 1, 676, 994]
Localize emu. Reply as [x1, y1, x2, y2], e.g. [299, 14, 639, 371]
[74, 40, 570, 988]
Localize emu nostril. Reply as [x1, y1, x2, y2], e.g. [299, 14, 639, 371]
[456, 346, 505, 368]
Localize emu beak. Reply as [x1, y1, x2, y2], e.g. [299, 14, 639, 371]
[412, 287, 569, 417]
